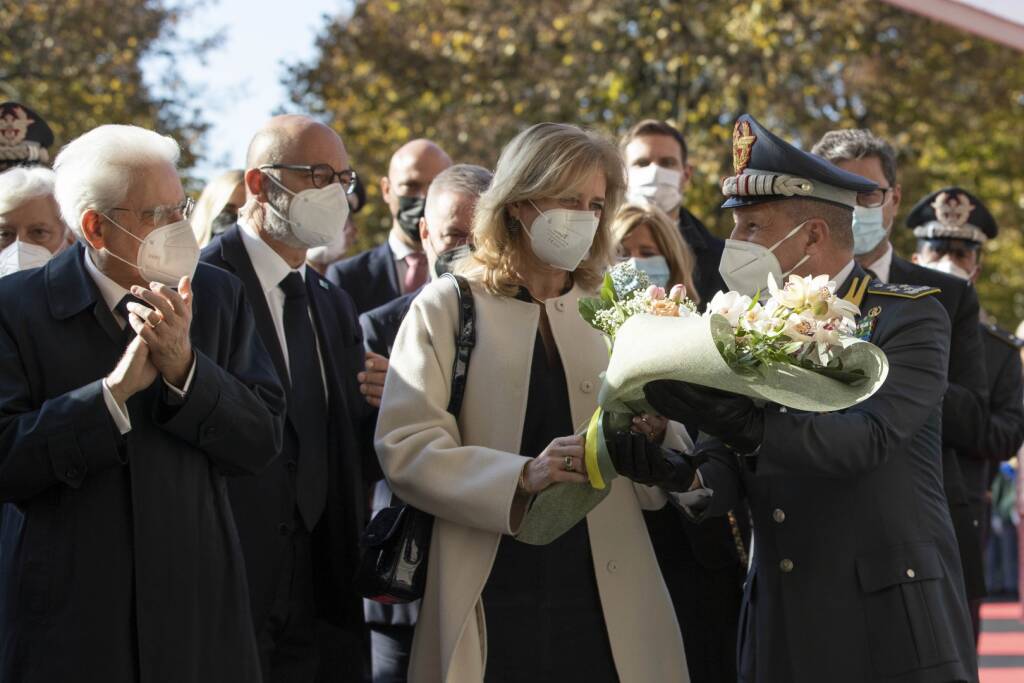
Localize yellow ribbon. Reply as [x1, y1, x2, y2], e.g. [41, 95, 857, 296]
[584, 407, 605, 490]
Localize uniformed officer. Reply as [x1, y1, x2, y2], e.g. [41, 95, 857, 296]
[0, 102, 54, 172]
[813, 132, 991, 630]
[907, 187, 1024, 638]
[607, 114, 977, 682]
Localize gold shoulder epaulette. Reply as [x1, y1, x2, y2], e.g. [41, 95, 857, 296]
[867, 282, 941, 299]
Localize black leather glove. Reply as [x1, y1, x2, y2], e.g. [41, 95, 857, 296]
[606, 430, 696, 492]
[644, 380, 765, 453]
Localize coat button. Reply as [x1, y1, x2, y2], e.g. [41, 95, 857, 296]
[778, 406, 788, 413]
[779, 558, 794, 573]
[606, 560, 618, 573]
[554, 300, 566, 312]
[580, 380, 594, 393]
[278, 522, 291, 536]
[906, 568, 915, 578]
[772, 508, 786, 523]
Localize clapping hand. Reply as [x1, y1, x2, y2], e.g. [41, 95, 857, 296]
[126, 276, 194, 389]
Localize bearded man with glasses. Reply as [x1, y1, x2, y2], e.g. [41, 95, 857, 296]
[814, 128, 990, 641]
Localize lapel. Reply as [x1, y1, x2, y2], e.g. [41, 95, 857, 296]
[218, 226, 290, 387]
[46, 243, 122, 343]
[377, 242, 402, 300]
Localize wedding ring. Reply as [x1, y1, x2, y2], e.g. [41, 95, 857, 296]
[150, 315, 164, 328]
[563, 455, 574, 472]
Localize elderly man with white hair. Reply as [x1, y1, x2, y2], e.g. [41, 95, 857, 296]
[0, 166, 75, 276]
[0, 124, 286, 683]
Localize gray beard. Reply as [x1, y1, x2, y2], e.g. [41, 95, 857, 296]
[261, 184, 308, 250]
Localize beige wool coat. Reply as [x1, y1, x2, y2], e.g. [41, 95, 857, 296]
[375, 277, 690, 683]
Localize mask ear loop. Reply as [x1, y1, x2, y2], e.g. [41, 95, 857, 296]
[95, 213, 182, 286]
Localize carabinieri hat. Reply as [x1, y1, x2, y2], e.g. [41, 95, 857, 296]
[721, 114, 877, 210]
[905, 187, 997, 244]
[0, 101, 54, 168]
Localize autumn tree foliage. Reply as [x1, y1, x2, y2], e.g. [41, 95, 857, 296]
[0, 0, 215, 170]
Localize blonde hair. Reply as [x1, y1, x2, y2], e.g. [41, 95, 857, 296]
[192, 169, 244, 246]
[611, 202, 700, 304]
[459, 122, 624, 296]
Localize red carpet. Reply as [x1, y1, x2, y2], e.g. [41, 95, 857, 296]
[979, 601, 1024, 683]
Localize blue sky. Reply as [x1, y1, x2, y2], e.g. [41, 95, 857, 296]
[160, 0, 351, 182]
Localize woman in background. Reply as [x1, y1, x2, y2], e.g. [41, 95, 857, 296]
[611, 201, 699, 304]
[192, 169, 244, 246]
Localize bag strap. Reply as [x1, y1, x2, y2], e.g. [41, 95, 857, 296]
[441, 273, 475, 417]
[386, 275, 475, 509]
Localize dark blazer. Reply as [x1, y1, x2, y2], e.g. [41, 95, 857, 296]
[360, 289, 418, 357]
[202, 226, 367, 637]
[326, 241, 401, 314]
[962, 323, 1024, 501]
[888, 255, 989, 600]
[0, 243, 285, 683]
[696, 266, 977, 683]
[678, 207, 726, 305]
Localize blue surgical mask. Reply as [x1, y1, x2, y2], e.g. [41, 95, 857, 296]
[628, 255, 671, 288]
[852, 205, 887, 256]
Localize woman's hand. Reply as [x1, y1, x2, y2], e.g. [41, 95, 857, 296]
[631, 413, 668, 444]
[520, 435, 588, 494]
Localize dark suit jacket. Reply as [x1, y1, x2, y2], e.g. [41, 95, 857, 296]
[678, 207, 726, 305]
[360, 289, 418, 357]
[696, 266, 976, 683]
[888, 256, 988, 503]
[962, 323, 1024, 501]
[202, 226, 367, 637]
[0, 243, 285, 683]
[326, 241, 401, 314]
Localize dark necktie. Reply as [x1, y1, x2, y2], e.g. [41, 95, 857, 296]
[279, 271, 328, 530]
[114, 294, 146, 348]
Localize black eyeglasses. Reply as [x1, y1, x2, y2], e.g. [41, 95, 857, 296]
[856, 187, 893, 209]
[259, 164, 358, 193]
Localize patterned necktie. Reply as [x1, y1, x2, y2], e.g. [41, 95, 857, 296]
[278, 271, 328, 530]
[404, 252, 428, 292]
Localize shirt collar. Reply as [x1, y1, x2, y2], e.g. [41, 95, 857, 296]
[82, 247, 130, 313]
[832, 259, 856, 289]
[239, 217, 306, 293]
[388, 229, 417, 261]
[864, 242, 893, 283]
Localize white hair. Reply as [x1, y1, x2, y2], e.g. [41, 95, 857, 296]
[53, 124, 180, 238]
[0, 166, 57, 216]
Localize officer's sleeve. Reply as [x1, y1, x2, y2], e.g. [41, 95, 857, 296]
[756, 297, 950, 478]
[941, 284, 989, 451]
[973, 340, 1024, 461]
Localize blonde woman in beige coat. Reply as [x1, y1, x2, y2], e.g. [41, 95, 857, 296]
[375, 123, 689, 683]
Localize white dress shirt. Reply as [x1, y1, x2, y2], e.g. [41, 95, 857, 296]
[239, 219, 327, 390]
[863, 242, 893, 283]
[83, 250, 195, 435]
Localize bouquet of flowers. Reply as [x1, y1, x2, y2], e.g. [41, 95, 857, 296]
[515, 262, 888, 544]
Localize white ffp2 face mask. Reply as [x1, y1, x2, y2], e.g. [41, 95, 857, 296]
[626, 164, 684, 214]
[101, 214, 200, 287]
[921, 257, 974, 282]
[524, 200, 600, 272]
[0, 240, 55, 277]
[266, 174, 350, 248]
[718, 220, 810, 296]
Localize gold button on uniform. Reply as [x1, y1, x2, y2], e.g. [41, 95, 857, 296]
[780, 559, 794, 573]
[906, 568, 915, 579]
[772, 508, 786, 523]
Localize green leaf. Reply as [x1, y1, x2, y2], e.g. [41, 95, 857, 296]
[600, 272, 616, 304]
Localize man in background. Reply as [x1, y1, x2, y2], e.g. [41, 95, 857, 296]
[814, 130, 990, 636]
[327, 139, 451, 313]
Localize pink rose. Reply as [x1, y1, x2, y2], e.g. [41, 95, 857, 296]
[646, 285, 666, 300]
[669, 284, 687, 302]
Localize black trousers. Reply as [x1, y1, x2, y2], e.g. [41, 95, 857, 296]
[258, 524, 319, 683]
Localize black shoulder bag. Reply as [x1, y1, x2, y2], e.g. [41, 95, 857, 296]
[354, 273, 475, 604]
